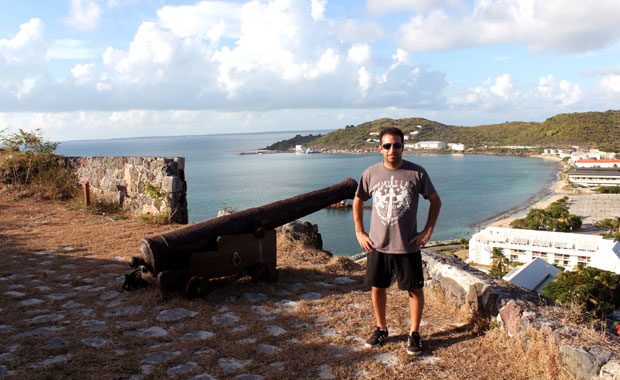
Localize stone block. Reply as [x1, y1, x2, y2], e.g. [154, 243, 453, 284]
[499, 300, 524, 336]
[162, 175, 183, 193]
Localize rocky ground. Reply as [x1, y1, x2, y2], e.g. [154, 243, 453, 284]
[0, 190, 569, 380]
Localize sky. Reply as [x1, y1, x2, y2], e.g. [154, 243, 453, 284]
[1, 0, 619, 141]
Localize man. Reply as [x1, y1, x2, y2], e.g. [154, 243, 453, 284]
[353, 127, 441, 356]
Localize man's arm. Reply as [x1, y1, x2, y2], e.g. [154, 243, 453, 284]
[353, 196, 374, 252]
[409, 192, 441, 247]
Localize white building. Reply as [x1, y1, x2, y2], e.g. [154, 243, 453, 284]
[576, 159, 620, 168]
[568, 168, 620, 187]
[469, 227, 620, 274]
[448, 143, 465, 151]
[413, 141, 447, 149]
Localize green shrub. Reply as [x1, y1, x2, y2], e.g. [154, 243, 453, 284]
[595, 186, 620, 194]
[0, 129, 78, 199]
[543, 266, 620, 317]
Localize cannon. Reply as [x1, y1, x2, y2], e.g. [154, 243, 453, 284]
[131, 178, 358, 296]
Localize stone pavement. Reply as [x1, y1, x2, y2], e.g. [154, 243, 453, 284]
[0, 247, 468, 379]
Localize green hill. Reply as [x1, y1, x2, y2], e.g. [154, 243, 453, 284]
[301, 110, 619, 152]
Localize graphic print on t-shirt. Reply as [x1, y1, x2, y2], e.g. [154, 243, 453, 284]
[372, 176, 412, 226]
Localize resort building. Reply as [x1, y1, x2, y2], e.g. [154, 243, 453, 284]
[568, 168, 620, 187]
[448, 143, 465, 151]
[413, 141, 447, 149]
[468, 227, 620, 274]
[575, 159, 620, 168]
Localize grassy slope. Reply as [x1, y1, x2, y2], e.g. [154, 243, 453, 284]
[308, 110, 620, 152]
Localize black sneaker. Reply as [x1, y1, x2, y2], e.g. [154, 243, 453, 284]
[365, 327, 388, 347]
[407, 332, 422, 356]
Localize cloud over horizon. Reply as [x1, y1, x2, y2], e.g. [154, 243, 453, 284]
[0, 0, 619, 140]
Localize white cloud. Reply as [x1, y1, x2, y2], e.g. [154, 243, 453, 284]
[347, 43, 371, 64]
[366, 0, 466, 15]
[0, 18, 47, 93]
[596, 74, 620, 95]
[358, 66, 372, 96]
[397, 0, 620, 53]
[338, 18, 385, 43]
[48, 39, 99, 60]
[535, 75, 583, 106]
[64, 0, 102, 31]
[392, 48, 408, 64]
[70, 63, 97, 85]
[310, 0, 327, 21]
[157, 1, 242, 41]
[490, 74, 515, 98]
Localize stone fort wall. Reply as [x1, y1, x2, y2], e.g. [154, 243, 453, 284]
[63, 156, 188, 224]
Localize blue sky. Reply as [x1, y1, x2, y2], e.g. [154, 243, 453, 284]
[1, 0, 619, 141]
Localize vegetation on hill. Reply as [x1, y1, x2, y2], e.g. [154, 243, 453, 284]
[263, 133, 323, 150]
[274, 110, 619, 152]
[509, 197, 582, 232]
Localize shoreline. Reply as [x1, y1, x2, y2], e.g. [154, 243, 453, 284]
[480, 155, 576, 230]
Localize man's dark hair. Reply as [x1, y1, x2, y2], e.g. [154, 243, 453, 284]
[379, 127, 404, 143]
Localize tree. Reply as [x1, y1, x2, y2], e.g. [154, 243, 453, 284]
[543, 266, 620, 317]
[490, 247, 510, 278]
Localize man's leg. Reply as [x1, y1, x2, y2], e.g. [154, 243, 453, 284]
[371, 286, 388, 329]
[408, 288, 424, 333]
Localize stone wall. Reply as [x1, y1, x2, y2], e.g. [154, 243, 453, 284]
[63, 156, 188, 224]
[421, 249, 620, 380]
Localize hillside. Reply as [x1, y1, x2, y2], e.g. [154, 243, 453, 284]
[291, 110, 619, 152]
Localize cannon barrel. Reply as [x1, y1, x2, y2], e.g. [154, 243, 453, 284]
[141, 178, 358, 274]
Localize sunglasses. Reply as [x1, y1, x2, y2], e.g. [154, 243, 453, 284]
[381, 142, 403, 150]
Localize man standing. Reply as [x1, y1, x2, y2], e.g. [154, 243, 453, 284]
[353, 127, 441, 356]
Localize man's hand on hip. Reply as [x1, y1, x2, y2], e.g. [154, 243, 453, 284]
[356, 231, 374, 252]
[409, 228, 432, 247]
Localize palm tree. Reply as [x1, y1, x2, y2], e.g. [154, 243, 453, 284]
[490, 247, 510, 277]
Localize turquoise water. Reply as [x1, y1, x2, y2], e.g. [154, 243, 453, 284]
[57, 132, 560, 256]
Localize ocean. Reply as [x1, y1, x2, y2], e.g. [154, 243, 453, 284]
[56, 131, 560, 256]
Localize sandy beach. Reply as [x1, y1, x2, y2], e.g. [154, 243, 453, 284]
[488, 155, 619, 230]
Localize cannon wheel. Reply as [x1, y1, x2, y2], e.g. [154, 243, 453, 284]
[248, 263, 278, 283]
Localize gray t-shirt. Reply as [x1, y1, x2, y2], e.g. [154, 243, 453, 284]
[355, 160, 436, 254]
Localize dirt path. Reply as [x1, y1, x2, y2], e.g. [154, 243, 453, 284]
[0, 192, 567, 379]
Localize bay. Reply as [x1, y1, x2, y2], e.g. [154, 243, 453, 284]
[56, 131, 560, 256]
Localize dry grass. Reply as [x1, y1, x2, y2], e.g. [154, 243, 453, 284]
[0, 187, 576, 379]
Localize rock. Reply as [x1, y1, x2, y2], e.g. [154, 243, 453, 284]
[124, 326, 168, 337]
[278, 220, 323, 250]
[167, 362, 197, 376]
[599, 359, 620, 380]
[498, 300, 523, 336]
[560, 345, 612, 380]
[266, 325, 287, 336]
[81, 338, 109, 348]
[218, 358, 252, 373]
[156, 308, 198, 322]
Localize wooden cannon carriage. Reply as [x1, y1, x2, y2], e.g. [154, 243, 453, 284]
[131, 178, 357, 297]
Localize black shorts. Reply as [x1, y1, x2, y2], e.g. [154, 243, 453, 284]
[365, 250, 424, 291]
